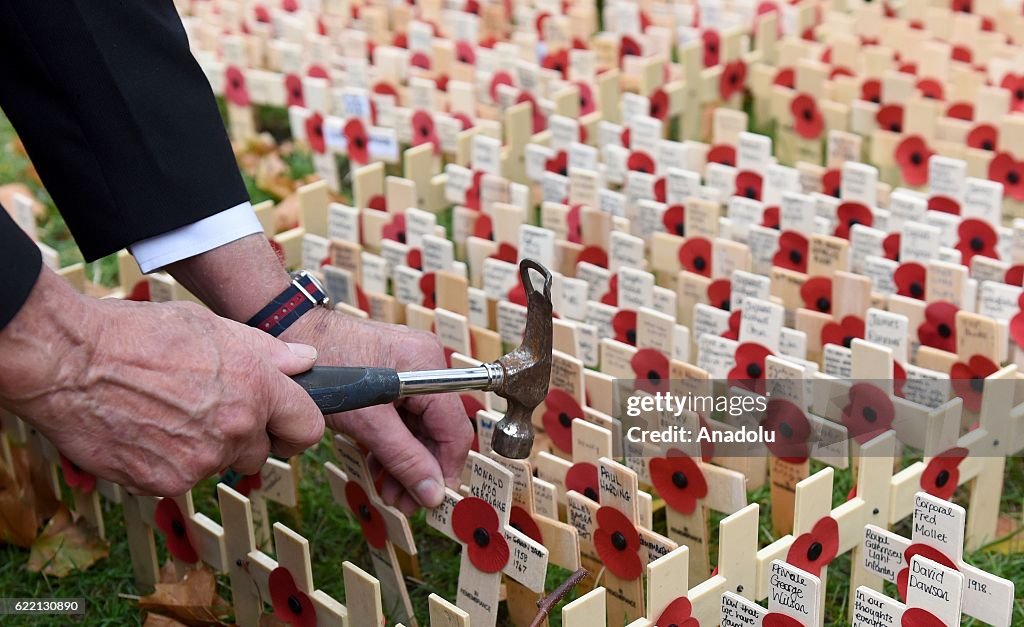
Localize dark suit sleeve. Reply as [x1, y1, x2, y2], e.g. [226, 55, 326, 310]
[0, 208, 43, 330]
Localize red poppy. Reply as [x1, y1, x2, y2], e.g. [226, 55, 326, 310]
[902, 608, 945, 627]
[344, 118, 369, 164]
[652, 176, 666, 203]
[861, 78, 882, 104]
[708, 279, 731, 310]
[381, 213, 407, 244]
[921, 446, 970, 501]
[895, 136, 933, 186]
[841, 383, 895, 444]
[654, 596, 699, 627]
[821, 169, 841, 197]
[952, 0, 972, 12]
[774, 67, 795, 88]
[402, 248, 421, 271]
[566, 205, 584, 243]
[473, 213, 493, 240]
[594, 506, 643, 579]
[800, 276, 832, 314]
[411, 110, 440, 154]
[620, 127, 631, 148]
[224, 66, 251, 107]
[956, 218, 1000, 266]
[883, 233, 900, 261]
[763, 614, 802, 627]
[893, 262, 926, 300]
[627, 151, 656, 174]
[417, 273, 437, 309]
[461, 395, 484, 452]
[452, 497, 510, 573]
[222, 469, 263, 497]
[951, 354, 998, 413]
[988, 152, 1024, 201]
[59, 454, 96, 494]
[762, 206, 780, 229]
[821, 315, 865, 349]
[154, 498, 199, 563]
[463, 170, 485, 211]
[927, 195, 960, 215]
[284, 74, 305, 107]
[344, 481, 387, 548]
[620, 35, 643, 64]
[631, 348, 670, 395]
[126, 279, 150, 302]
[761, 398, 812, 463]
[490, 243, 518, 264]
[789, 93, 824, 139]
[1000, 73, 1024, 111]
[613, 310, 638, 346]
[454, 40, 476, 65]
[543, 49, 569, 78]
[678, 237, 713, 277]
[917, 78, 944, 100]
[546, 150, 569, 176]
[450, 111, 473, 130]
[509, 505, 543, 544]
[409, 51, 432, 70]
[946, 101, 973, 120]
[735, 171, 763, 200]
[367, 195, 387, 212]
[896, 543, 959, 601]
[876, 104, 904, 133]
[721, 309, 741, 341]
[1007, 265, 1024, 286]
[576, 82, 596, 115]
[304, 113, 326, 154]
[489, 70, 515, 101]
[650, 452, 708, 515]
[566, 461, 600, 502]
[786, 516, 839, 576]
[542, 389, 583, 454]
[269, 566, 316, 627]
[830, 66, 855, 80]
[282, 0, 299, 12]
[578, 245, 609, 269]
[702, 30, 720, 67]
[728, 342, 773, 395]
[773, 231, 809, 272]
[918, 301, 959, 353]
[834, 202, 873, 239]
[706, 144, 736, 166]
[253, 5, 272, 23]
[719, 60, 747, 100]
[649, 88, 669, 121]
[372, 81, 400, 105]
[967, 124, 998, 151]
[899, 60, 919, 73]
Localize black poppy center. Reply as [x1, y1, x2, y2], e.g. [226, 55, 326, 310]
[473, 527, 491, 547]
[970, 377, 984, 393]
[358, 504, 372, 521]
[935, 469, 951, 488]
[789, 249, 803, 264]
[721, 299, 731, 311]
[553, 62, 564, 73]
[354, 137, 365, 149]
[843, 335, 855, 348]
[937, 323, 952, 338]
[671, 471, 689, 490]
[910, 282, 924, 298]
[559, 412, 572, 429]
[862, 406, 878, 423]
[674, 222, 685, 236]
[171, 519, 186, 537]
[869, 95, 880, 104]
[1008, 170, 1021, 185]
[780, 422, 794, 439]
[802, 108, 814, 122]
[626, 329, 637, 345]
[981, 139, 994, 151]
[708, 43, 718, 54]
[910, 152, 922, 165]
[694, 256, 707, 271]
[849, 218, 861, 229]
[816, 297, 831, 312]
[611, 531, 628, 551]
[1016, 89, 1024, 102]
[231, 78, 241, 89]
[420, 126, 430, 138]
[729, 72, 739, 85]
[288, 595, 304, 615]
[807, 541, 823, 562]
[746, 363, 763, 378]
[397, 232, 406, 244]
[559, 166, 568, 176]
[970, 236, 984, 251]
[744, 186, 758, 199]
[584, 487, 598, 501]
[647, 370, 661, 382]
[890, 122, 901, 132]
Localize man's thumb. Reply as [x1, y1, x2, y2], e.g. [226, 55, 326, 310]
[266, 340, 318, 375]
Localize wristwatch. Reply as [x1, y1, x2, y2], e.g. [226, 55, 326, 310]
[246, 270, 331, 336]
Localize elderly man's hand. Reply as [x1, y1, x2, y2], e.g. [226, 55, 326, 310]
[282, 308, 474, 515]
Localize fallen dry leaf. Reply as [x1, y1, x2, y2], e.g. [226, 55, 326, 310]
[27, 504, 109, 576]
[144, 614, 191, 627]
[0, 448, 38, 547]
[139, 565, 231, 626]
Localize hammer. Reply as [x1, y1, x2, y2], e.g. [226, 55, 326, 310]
[291, 259, 553, 459]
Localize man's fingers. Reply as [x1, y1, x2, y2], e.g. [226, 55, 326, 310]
[227, 321, 318, 376]
[265, 374, 325, 458]
[231, 431, 272, 476]
[402, 392, 474, 488]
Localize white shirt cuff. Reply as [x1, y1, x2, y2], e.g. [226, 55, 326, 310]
[130, 202, 264, 273]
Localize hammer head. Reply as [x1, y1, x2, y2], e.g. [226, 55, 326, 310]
[491, 259, 553, 458]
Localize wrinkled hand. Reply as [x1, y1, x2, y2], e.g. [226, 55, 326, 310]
[283, 308, 473, 514]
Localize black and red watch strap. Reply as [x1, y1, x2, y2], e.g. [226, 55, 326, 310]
[246, 273, 325, 337]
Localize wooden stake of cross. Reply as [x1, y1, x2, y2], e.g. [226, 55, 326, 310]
[220, 457, 299, 553]
[851, 556, 964, 627]
[624, 544, 690, 627]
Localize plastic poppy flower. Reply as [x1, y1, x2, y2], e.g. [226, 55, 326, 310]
[786, 516, 839, 576]
[834, 201, 873, 239]
[800, 276, 832, 314]
[654, 596, 699, 627]
[366, 194, 387, 212]
[952, 0, 973, 11]
[221, 468, 263, 497]
[721, 309, 741, 341]
[702, 30, 720, 67]
[763, 613, 802, 627]
[154, 498, 199, 563]
[566, 205, 584, 243]
[761, 398, 811, 463]
[653, 177, 667, 203]
[566, 462, 600, 501]
[790, 94, 824, 139]
[627, 151, 656, 174]
[830, 66, 855, 80]
[454, 40, 476, 65]
[620, 127, 632, 148]
[488, 70, 515, 102]
[542, 389, 583, 454]
[774, 67, 795, 88]
[927, 195, 960, 215]
[861, 79, 882, 104]
[419, 273, 437, 309]
[761, 206, 780, 229]
[951, 355, 998, 413]
[126, 280, 151, 302]
[917, 78, 944, 100]
[896, 543, 959, 601]
[967, 124, 998, 151]
[679, 237, 712, 277]
[895, 135, 933, 186]
[546, 151, 569, 176]
[508, 505, 543, 544]
[922, 446, 970, 500]
[594, 506, 643, 579]
[650, 452, 708, 515]
[894, 262, 926, 299]
[1000, 73, 1024, 111]
[576, 82, 596, 115]
[773, 231, 809, 272]
[821, 169, 841, 198]
[59, 454, 96, 494]
[902, 608, 945, 627]
[988, 152, 1024, 201]
[305, 113, 326, 154]
[224, 66, 251, 107]
[946, 101, 973, 120]
[708, 278, 731, 310]
[619, 35, 643, 63]
[284, 74, 305, 107]
[578, 245, 609, 269]
[841, 383, 895, 444]
[344, 118, 369, 164]
[461, 395, 484, 452]
[955, 218, 999, 266]
[269, 566, 316, 627]
[735, 171, 763, 200]
[918, 301, 959, 353]
[613, 310, 638, 346]
[452, 497, 510, 573]
[345, 481, 387, 548]
[463, 170, 485, 211]
[491, 243, 518, 264]
[882, 233, 900, 261]
[450, 111, 473, 130]
[404, 248, 422, 270]
[821, 315, 865, 349]
[410, 51, 431, 70]
[410, 110, 440, 154]
[381, 213, 407, 244]
[899, 59, 919, 73]
[631, 348, 670, 395]
[543, 49, 569, 78]
[649, 88, 669, 121]
[728, 342, 773, 395]
[706, 144, 736, 166]
[1007, 265, 1024, 286]
[473, 213, 493, 240]
[719, 60, 747, 101]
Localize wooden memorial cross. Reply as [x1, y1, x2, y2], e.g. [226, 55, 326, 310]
[860, 491, 1015, 626]
[535, 416, 614, 507]
[851, 555, 965, 627]
[720, 559, 823, 627]
[426, 450, 550, 627]
[218, 457, 299, 553]
[324, 434, 418, 626]
[217, 484, 350, 627]
[561, 587, 608, 627]
[623, 545, 694, 627]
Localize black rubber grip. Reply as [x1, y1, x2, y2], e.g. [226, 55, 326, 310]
[291, 367, 402, 414]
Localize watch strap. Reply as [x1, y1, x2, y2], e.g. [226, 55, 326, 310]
[247, 273, 325, 337]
